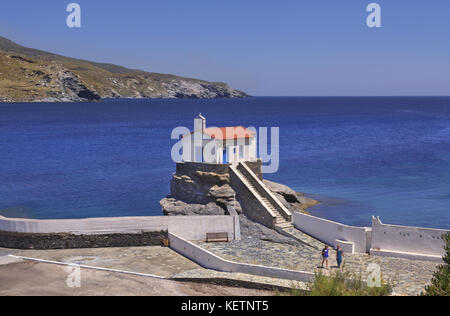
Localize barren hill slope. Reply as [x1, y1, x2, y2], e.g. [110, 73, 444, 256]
[0, 37, 248, 102]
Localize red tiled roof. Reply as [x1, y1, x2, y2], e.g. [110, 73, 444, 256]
[186, 126, 255, 140]
[204, 126, 255, 140]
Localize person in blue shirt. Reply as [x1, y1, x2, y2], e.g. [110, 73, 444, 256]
[321, 245, 329, 269]
[336, 245, 344, 269]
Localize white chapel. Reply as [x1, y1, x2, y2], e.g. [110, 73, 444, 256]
[182, 114, 257, 164]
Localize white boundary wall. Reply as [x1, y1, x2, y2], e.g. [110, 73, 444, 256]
[0, 215, 168, 234]
[293, 212, 370, 253]
[293, 212, 448, 261]
[0, 215, 240, 241]
[169, 232, 314, 282]
[169, 215, 240, 241]
[370, 216, 448, 262]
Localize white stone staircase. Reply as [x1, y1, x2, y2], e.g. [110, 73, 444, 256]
[231, 165, 292, 229]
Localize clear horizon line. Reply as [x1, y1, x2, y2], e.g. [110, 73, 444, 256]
[249, 95, 450, 98]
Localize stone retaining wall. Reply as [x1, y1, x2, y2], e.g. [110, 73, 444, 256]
[239, 163, 291, 222]
[175, 160, 262, 179]
[229, 167, 276, 228]
[0, 230, 168, 250]
[175, 162, 231, 178]
[0, 214, 239, 249]
[245, 160, 263, 180]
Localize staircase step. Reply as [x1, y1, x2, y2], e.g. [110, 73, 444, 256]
[276, 223, 293, 229]
[235, 164, 292, 228]
[277, 221, 290, 226]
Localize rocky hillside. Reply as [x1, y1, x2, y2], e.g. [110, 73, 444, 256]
[0, 36, 249, 102]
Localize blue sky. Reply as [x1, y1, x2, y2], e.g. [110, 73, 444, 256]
[1, 0, 449, 96]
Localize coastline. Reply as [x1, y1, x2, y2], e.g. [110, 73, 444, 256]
[294, 192, 320, 213]
[0, 95, 252, 104]
[1, 97, 450, 228]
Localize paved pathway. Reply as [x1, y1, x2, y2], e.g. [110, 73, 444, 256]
[0, 260, 275, 296]
[0, 246, 299, 293]
[196, 227, 440, 296]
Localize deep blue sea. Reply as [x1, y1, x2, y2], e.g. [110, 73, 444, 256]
[0, 97, 449, 229]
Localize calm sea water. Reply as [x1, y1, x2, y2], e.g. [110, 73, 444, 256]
[0, 97, 449, 229]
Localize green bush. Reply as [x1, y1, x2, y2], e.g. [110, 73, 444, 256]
[289, 269, 392, 296]
[422, 232, 450, 296]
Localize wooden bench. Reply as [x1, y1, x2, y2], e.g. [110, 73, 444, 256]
[206, 232, 229, 242]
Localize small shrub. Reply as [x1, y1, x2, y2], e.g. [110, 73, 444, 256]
[422, 232, 450, 296]
[289, 269, 393, 296]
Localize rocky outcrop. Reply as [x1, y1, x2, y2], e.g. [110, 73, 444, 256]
[195, 171, 230, 184]
[161, 164, 319, 245]
[263, 179, 319, 213]
[296, 194, 320, 210]
[38, 69, 101, 102]
[165, 171, 318, 217]
[170, 170, 239, 211]
[160, 198, 226, 216]
[166, 170, 242, 215]
[263, 179, 299, 202]
[97, 77, 248, 100]
[161, 167, 318, 215]
[159, 80, 248, 99]
[57, 70, 101, 102]
[160, 197, 305, 246]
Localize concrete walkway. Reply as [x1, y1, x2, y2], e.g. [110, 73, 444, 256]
[8, 246, 199, 278]
[0, 246, 295, 295]
[0, 260, 275, 296]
